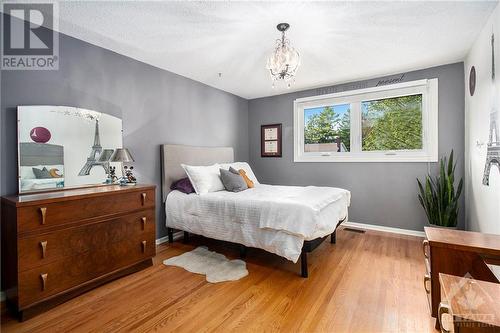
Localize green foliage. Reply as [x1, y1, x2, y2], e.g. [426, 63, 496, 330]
[338, 110, 350, 151]
[417, 150, 463, 227]
[304, 95, 421, 152]
[362, 95, 422, 151]
[304, 106, 339, 144]
[304, 106, 350, 151]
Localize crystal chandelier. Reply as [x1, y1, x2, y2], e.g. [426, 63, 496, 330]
[266, 23, 301, 88]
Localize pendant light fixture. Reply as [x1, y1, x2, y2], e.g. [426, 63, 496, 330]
[266, 23, 301, 88]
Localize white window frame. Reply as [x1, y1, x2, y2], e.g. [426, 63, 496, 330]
[293, 78, 438, 162]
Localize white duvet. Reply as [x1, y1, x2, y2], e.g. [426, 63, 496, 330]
[166, 184, 350, 262]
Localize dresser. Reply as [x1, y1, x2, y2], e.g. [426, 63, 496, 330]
[423, 227, 500, 324]
[1, 184, 156, 320]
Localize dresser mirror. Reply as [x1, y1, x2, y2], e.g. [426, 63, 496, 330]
[18, 106, 123, 193]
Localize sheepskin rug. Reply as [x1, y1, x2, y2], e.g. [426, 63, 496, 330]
[163, 246, 248, 283]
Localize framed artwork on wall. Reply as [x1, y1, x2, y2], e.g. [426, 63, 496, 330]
[261, 124, 282, 157]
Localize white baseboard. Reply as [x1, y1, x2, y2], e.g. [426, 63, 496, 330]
[342, 221, 425, 237]
[155, 222, 424, 246]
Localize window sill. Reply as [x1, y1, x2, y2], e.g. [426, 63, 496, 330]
[293, 154, 438, 163]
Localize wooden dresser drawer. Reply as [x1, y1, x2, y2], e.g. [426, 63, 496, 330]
[18, 209, 155, 272]
[2, 184, 156, 319]
[17, 189, 155, 233]
[18, 235, 155, 308]
[422, 239, 432, 312]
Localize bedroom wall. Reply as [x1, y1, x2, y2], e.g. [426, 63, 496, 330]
[248, 63, 465, 232]
[0, 24, 249, 239]
[464, 3, 500, 235]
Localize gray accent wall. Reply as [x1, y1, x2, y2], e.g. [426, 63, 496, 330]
[248, 63, 465, 231]
[0, 19, 465, 235]
[1, 30, 249, 239]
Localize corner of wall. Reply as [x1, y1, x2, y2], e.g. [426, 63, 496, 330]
[463, 3, 500, 234]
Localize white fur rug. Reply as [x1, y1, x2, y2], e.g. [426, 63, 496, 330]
[163, 246, 248, 283]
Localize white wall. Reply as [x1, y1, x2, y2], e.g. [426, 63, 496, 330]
[465, 3, 500, 234]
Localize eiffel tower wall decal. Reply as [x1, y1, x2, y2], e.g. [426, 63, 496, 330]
[482, 33, 500, 186]
[78, 120, 112, 176]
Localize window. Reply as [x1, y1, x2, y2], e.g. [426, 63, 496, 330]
[294, 79, 438, 162]
[304, 104, 350, 153]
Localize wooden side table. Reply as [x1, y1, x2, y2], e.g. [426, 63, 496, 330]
[438, 273, 500, 332]
[423, 227, 500, 318]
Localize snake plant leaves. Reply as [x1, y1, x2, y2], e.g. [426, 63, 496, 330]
[416, 150, 462, 227]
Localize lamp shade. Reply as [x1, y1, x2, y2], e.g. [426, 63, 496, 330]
[109, 148, 134, 163]
[98, 149, 115, 162]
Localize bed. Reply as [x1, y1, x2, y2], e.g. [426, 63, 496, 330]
[19, 142, 65, 192]
[161, 144, 350, 277]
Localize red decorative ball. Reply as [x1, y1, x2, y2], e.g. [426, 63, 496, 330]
[30, 127, 51, 143]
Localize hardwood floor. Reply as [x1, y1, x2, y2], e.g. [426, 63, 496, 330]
[1, 227, 437, 332]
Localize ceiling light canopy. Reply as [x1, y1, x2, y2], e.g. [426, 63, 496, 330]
[266, 23, 301, 89]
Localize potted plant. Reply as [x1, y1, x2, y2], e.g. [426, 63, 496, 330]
[417, 150, 463, 228]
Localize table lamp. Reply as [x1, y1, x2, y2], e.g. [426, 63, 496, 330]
[109, 148, 136, 185]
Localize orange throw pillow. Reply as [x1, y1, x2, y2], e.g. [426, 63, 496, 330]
[238, 169, 254, 188]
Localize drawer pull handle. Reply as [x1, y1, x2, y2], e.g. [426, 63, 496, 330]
[40, 273, 48, 291]
[422, 240, 429, 259]
[40, 241, 48, 258]
[424, 274, 431, 294]
[141, 217, 147, 230]
[438, 302, 451, 333]
[142, 240, 147, 253]
[141, 193, 146, 206]
[39, 207, 47, 225]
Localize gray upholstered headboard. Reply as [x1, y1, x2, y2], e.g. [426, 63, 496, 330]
[161, 144, 234, 202]
[19, 142, 64, 166]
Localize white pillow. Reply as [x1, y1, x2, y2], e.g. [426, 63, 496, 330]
[219, 162, 260, 184]
[19, 166, 36, 179]
[19, 164, 64, 179]
[181, 163, 225, 195]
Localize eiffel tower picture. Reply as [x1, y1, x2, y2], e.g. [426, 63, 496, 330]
[78, 120, 113, 176]
[482, 33, 500, 186]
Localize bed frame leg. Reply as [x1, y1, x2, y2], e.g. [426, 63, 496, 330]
[167, 228, 174, 243]
[301, 251, 308, 278]
[240, 245, 247, 259]
[183, 231, 189, 243]
[331, 230, 336, 244]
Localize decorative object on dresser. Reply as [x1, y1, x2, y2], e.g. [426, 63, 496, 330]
[1, 184, 156, 321]
[422, 227, 500, 330]
[108, 166, 118, 184]
[110, 148, 136, 185]
[261, 124, 282, 157]
[438, 273, 500, 332]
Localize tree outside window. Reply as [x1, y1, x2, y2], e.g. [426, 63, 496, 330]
[362, 94, 422, 151]
[304, 104, 350, 152]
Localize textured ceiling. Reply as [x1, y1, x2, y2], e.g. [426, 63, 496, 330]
[55, 1, 497, 99]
